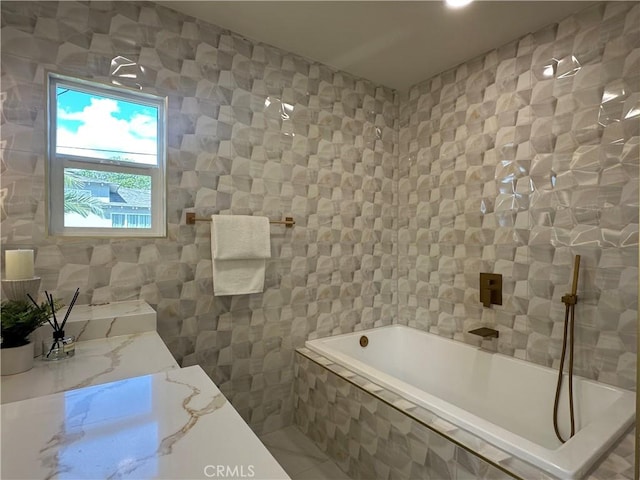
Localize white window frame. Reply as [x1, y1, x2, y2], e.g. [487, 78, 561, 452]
[46, 72, 167, 237]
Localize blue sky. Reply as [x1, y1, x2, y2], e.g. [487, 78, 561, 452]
[56, 87, 159, 165]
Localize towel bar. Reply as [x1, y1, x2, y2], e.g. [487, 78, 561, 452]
[186, 213, 295, 228]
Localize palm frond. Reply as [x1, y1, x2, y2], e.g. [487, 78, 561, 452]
[64, 190, 106, 218]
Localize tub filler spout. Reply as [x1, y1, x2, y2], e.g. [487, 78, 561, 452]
[469, 327, 499, 339]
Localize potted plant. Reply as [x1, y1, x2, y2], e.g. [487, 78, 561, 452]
[1, 299, 60, 375]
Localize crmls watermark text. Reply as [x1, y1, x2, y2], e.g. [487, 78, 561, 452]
[203, 465, 255, 478]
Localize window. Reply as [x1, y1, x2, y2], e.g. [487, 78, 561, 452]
[111, 213, 151, 228]
[47, 73, 166, 237]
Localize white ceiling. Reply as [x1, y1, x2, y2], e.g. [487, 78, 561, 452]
[157, 1, 595, 91]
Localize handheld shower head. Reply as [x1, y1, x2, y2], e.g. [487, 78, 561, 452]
[570, 255, 581, 296]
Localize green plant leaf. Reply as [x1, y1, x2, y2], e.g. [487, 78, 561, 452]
[1, 299, 63, 348]
[63, 190, 106, 218]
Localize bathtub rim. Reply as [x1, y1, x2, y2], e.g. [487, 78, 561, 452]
[303, 324, 636, 480]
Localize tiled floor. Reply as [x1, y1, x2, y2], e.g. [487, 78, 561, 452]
[259, 426, 351, 480]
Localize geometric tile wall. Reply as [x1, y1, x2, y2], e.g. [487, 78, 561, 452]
[0, 0, 397, 434]
[0, 0, 636, 441]
[397, 1, 638, 390]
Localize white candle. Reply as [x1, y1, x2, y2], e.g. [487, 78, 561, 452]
[5, 249, 35, 280]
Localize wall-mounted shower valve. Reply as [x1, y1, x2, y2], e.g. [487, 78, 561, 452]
[479, 273, 502, 308]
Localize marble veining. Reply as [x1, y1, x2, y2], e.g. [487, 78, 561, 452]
[62, 300, 158, 342]
[2, 299, 287, 480]
[69, 318, 90, 342]
[68, 334, 150, 391]
[104, 372, 229, 479]
[158, 373, 227, 455]
[32, 300, 158, 357]
[104, 317, 117, 338]
[67, 300, 156, 321]
[1, 332, 179, 404]
[1, 366, 290, 480]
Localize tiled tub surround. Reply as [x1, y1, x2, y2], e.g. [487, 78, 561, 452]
[0, 0, 397, 434]
[397, 1, 639, 390]
[301, 325, 634, 479]
[294, 348, 636, 480]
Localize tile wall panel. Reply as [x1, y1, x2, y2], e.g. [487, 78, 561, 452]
[0, 0, 397, 434]
[397, 1, 638, 390]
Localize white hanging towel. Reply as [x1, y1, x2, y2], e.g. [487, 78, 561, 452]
[211, 215, 271, 296]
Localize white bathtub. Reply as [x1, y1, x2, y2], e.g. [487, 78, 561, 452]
[305, 325, 635, 479]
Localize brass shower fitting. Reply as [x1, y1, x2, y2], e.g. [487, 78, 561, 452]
[479, 272, 502, 308]
[553, 254, 581, 443]
[469, 327, 499, 339]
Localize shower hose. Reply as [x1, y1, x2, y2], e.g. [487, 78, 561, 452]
[553, 255, 580, 443]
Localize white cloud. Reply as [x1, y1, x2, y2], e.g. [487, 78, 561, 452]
[129, 113, 157, 138]
[57, 98, 158, 165]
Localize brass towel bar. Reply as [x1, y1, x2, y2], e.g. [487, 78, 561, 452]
[186, 212, 295, 228]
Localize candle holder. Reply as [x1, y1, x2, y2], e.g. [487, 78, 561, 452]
[1, 277, 41, 302]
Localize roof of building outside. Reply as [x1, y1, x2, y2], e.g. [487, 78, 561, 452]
[110, 187, 150, 208]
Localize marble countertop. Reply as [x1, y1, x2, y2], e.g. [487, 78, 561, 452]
[1, 365, 290, 479]
[1, 331, 179, 404]
[1, 300, 289, 479]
